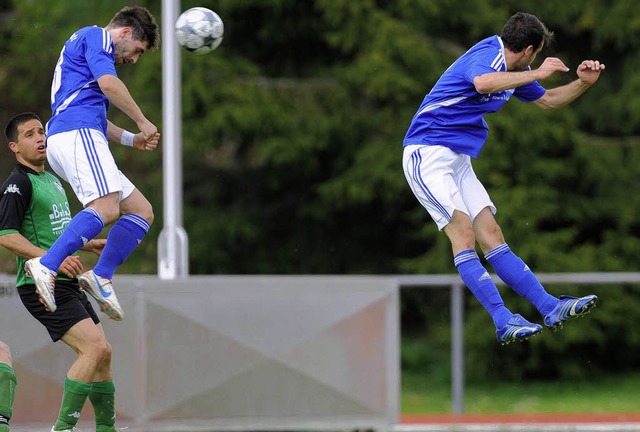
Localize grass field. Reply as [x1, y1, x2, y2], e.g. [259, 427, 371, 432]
[402, 370, 640, 414]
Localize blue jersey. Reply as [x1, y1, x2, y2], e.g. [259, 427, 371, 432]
[403, 35, 546, 158]
[48, 26, 117, 137]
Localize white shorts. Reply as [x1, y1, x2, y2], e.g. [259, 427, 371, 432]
[46, 129, 135, 206]
[402, 144, 496, 230]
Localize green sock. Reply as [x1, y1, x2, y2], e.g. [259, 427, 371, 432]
[0, 415, 9, 432]
[89, 381, 116, 432]
[0, 362, 17, 428]
[54, 377, 91, 430]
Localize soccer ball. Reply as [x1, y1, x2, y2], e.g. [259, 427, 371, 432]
[175, 7, 224, 55]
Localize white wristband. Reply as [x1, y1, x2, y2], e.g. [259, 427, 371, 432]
[120, 130, 135, 147]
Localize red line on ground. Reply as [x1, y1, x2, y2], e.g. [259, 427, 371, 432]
[401, 413, 640, 424]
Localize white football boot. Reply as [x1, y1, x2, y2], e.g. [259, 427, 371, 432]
[78, 270, 124, 321]
[24, 257, 57, 312]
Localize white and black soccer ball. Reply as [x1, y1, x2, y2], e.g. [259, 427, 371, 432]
[175, 7, 224, 55]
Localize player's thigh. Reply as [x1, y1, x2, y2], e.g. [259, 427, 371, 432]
[403, 144, 468, 230]
[456, 156, 496, 223]
[61, 317, 108, 354]
[47, 129, 124, 206]
[0, 340, 11, 365]
[119, 187, 153, 222]
[18, 281, 99, 343]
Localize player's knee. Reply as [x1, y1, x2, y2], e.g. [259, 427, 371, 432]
[91, 205, 119, 225]
[0, 359, 17, 419]
[90, 193, 123, 224]
[0, 341, 11, 366]
[105, 207, 122, 225]
[479, 223, 505, 249]
[142, 205, 154, 225]
[458, 226, 476, 249]
[98, 339, 111, 360]
[130, 201, 153, 225]
[445, 217, 476, 250]
[86, 338, 111, 365]
[489, 220, 504, 239]
[99, 341, 113, 368]
[103, 341, 113, 363]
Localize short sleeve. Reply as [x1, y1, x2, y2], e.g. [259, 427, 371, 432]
[514, 80, 546, 102]
[464, 60, 499, 84]
[83, 27, 118, 81]
[462, 42, 505, 84]
[0, 169, 32, 233]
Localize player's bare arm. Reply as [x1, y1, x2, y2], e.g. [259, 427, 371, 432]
[533, 59, 605, 110]
[97, 73, 158, 140]
[474, 70, 537, 94]
[474, 57, 569, 94]
[106, 120, 159, 151]
[0, 232, 46, 260]
[0, 232, 84, 278]
[106, 120, 128, 143]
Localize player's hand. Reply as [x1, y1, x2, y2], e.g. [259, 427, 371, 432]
[59, 256, 84, 278]
[137, 119, 158, 142]
[535, 57, 570, 80]
[133, 131, 160, 151]
[577, 60, 605, 85]
[82, 239, 106, 256]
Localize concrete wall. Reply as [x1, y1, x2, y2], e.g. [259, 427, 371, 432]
[0, 274, 399, 431]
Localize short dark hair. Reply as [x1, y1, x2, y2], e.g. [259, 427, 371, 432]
[5, 112, 41, 144]
[108, 6, 160, 50]
[501, 12, 554, 53]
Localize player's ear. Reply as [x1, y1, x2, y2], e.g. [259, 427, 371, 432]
[524, 45, 535, 55]
[7, 142, 18, 154]
[120, 26, 132, 38]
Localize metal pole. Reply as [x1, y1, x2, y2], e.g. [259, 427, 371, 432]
[451, 282, 464, 414]
[158, 0, 189, 279]
[134, 291, 148, 423]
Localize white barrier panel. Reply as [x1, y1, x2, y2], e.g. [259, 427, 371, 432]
[0, 275, 399, 431]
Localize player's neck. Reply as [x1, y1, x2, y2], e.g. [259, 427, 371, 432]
[18, 160, 45, 173]
[503, 48, 520, 71]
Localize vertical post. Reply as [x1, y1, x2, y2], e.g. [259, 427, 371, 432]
[387, 282, 401, 425]
[134, 291, 148, 423]
[451, 282, 464, 414]
[159, 0, 189, 279]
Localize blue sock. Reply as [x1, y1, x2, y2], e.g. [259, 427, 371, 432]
[454, 250, 512, 328]
[93, 214, 150, 279]
[40, 208, 104, 272]
[485, 243, 557, 316]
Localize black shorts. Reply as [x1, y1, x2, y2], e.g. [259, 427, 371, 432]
[18, 279, 100, 342]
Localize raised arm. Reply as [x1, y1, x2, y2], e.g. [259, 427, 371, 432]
[474, 57, 570, 94]
[533, 60, 605, 110]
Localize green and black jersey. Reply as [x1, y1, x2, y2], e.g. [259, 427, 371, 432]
[0, 163, 74, 286]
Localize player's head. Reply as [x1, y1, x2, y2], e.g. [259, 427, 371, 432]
[501, 12, 554, 53]
[5, 112, 47, 169]
[107, 6, 160, 65]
